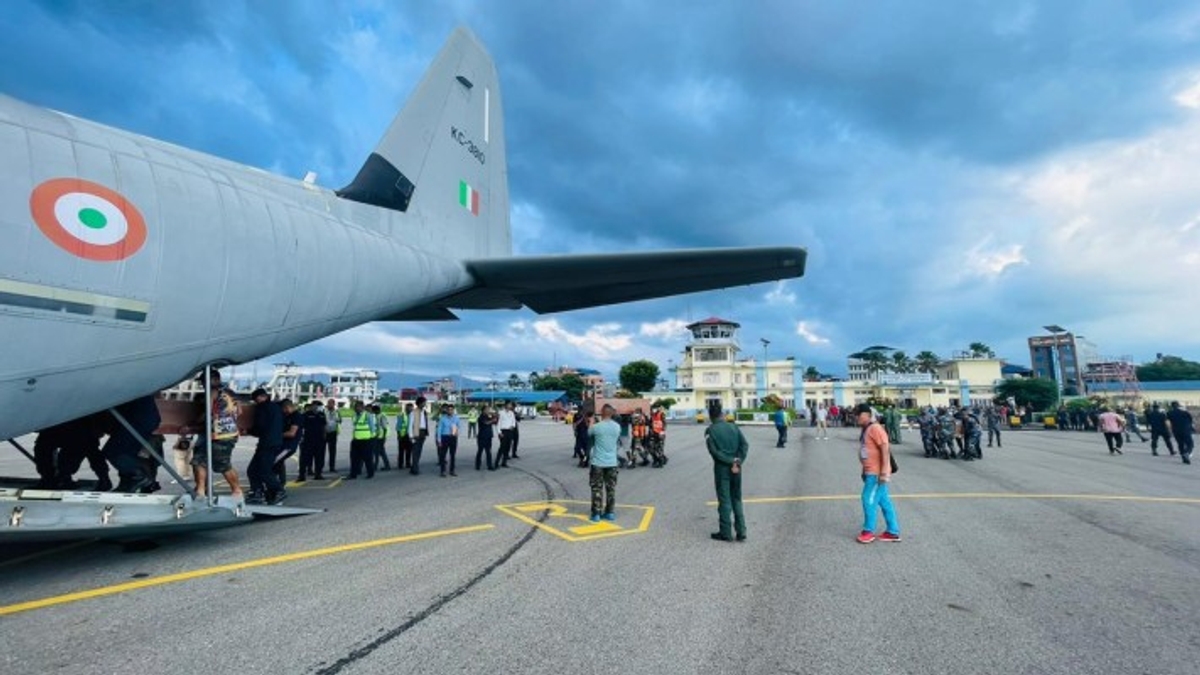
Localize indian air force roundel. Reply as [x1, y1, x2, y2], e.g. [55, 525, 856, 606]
[30, 178, 148, 261]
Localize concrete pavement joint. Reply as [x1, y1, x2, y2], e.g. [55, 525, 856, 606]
[310, 465, 557, 675]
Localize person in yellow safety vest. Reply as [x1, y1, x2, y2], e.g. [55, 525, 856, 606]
[649, 405, 669, 468]
[347, 401, 377, 480]
[627, 409, 650, 469]
[373, 404, 391, 472]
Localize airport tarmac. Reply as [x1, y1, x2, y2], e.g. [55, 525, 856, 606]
[1, 421, 1197, 675]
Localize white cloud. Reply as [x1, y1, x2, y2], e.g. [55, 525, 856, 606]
[796, 321, 831, 345]
[510, 319, 635, 359]
[323, 325, 445, 355]
[764, 281, 797, 305]
[639, 318, 689, 339]
[968, 242, 1028, 278]
[1174, 75, 1200, 109]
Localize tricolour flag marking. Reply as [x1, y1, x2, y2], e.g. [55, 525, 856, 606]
[458, 180, 480, 216]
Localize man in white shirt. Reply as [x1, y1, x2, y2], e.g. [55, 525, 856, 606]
[816, 404, 829, 440]
[407, 396, 430, 475]
[496, 401, 518, 468]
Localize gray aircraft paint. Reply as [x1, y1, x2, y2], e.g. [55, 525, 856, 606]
[0, 27, 804, 442]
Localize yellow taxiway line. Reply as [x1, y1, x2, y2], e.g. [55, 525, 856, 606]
[0, 524, 494, 617]
[709, 493, 1200, 506]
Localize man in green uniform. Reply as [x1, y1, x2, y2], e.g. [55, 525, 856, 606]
[706, 401, 749, 542]
[884, 405, 902, 444]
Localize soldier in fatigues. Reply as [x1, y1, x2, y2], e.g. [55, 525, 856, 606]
[586, 404, 621, 522]
[706, 401, 748, 542]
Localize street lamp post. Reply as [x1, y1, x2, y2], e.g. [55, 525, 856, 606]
[760, 338, 771, 394]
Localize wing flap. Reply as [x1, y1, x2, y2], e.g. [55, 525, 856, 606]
[448, 246, 805, 314]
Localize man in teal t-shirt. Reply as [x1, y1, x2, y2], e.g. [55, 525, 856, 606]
[587, 404, 621, 522]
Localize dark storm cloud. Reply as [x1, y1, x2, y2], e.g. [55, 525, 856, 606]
[4, 0, 1197, 378]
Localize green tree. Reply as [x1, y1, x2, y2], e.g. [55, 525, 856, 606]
[533, 374, 586, 402]
[614, 389, 638, 399]
[891, 351, 913, 373]
[1137, 355, 1200, 382]
[856, 351, 890, 380]
[804, 365, 821, 381]
[507, 373, 525, 390]
[994, 378, 1059, 412]
[968, 342, 996, 358]
[652, 397, 677, 410]
[915, 351, 940, 376]
[533, 375, 561, 391]
[619, 359, 660, 395]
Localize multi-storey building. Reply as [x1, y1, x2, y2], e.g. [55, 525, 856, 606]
[1028, 332, 1097, 396]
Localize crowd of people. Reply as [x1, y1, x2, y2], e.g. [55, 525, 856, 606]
[1077, 402, 1195, 463]
[24, 366, 1194, 545]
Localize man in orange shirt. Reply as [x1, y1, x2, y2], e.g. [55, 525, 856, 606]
[855, 403, 900, 544]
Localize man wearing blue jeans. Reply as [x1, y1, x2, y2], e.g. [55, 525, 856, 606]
[855, 403, 900, 544]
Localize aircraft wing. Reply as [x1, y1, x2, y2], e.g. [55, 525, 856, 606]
[440, 246, 806, 314]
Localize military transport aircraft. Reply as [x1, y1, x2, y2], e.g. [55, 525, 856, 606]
[0, 27, 805, 539]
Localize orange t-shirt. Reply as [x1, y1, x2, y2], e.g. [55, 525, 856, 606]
[859, 423, 890, 475]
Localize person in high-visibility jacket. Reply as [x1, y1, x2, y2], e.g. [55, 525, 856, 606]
[627, 410, 650, 469]
[395, 403, 412, 469]
[373, 404, 391, 471]
[348, 401, 376, 479]
[649, 405, 669, 468]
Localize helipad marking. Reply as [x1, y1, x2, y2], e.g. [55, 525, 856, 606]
[495, 499, 655, 542]
[707, 493, 1200, 506]
[0, 524, 493, 617]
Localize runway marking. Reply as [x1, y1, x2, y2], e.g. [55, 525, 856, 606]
[495, 499, 655, 542]
[285, 477, 344, 490]
[0, 524, 494, 617]
[707, 493, 1200, 506]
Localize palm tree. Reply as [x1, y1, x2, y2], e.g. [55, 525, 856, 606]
[915, 351, 940, 376]
[507, 373, 525, 390]
[968, 342, 996, 358]
[804, 365, 821, 381]
[891, 351, 913, 374]
[861, 351, 890, 381]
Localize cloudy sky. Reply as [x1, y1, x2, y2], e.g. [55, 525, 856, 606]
[4, 0, 1198, 384]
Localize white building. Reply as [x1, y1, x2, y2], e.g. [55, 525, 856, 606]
[328, 369, 379, 404]
[666, 318, 1003, 415]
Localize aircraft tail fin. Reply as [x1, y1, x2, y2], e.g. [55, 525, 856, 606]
[337, 27, 510, 258]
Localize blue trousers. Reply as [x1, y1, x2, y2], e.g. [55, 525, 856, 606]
[861, 474, 899, 535]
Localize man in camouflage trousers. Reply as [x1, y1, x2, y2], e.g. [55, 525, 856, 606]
[587, 404, 621, 522]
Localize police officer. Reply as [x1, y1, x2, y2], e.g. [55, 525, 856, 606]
[347, 400, 376, 479]
[1166, 401, 1194, 465]
[275, 399, 302, 486]
[104, 395, 161, 494]
[706, 401, 748, 542]
[373, 404, 391, 471]
[1146, 403, 1175, 456]
[986, 407, 1002, 448]
[395, 403, 411, 468]
[246, 389, 286, 504]
[298, 401, 327, 481]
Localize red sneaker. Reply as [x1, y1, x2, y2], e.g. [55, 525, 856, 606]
[856, 530, 876, 544]
[878, 532, 902, 542]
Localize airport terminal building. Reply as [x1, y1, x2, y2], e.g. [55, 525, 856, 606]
[664, 318, 1003, 415]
